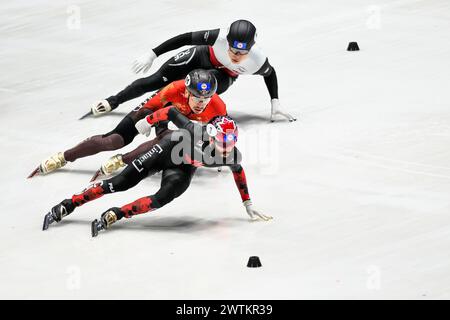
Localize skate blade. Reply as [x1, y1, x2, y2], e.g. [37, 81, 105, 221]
[79, 110, 93, 120]
[27, 167, 40, 179]
[42, 212, 53, 231]
[89, 169, 102, 182]
[91, 219, 99, 237]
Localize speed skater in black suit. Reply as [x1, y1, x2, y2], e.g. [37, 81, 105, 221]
[43, 106, 272, 237]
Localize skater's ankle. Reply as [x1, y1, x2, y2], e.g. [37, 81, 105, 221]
[115, 209, 125, 220]
[63, 199, 76, 213]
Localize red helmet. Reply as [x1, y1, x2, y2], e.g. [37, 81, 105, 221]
[206, 116, 238, 153]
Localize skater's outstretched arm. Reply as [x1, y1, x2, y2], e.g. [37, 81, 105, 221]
[230, 164, 272, 221]
[253, 62, 296, 122]
[132, 29, 220, 74]
[230, 164, 250, 202]
[152, 29, 220, 56]
[254, 60, 277, 99]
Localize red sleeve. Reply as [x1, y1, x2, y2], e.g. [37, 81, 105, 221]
[231, 165, 250, 202]
[146, 106, 174, 124]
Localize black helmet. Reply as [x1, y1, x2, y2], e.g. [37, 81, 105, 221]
[185, 69, 218, 98]
[226, 19, 257, 51]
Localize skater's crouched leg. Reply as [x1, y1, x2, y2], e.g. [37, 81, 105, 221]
[155, 167, 195, 206]
[71, 163, 149, 208]
[64, 133, 125, 163]
[103, 163, 150, 193]
[107, 71, 167, 107]
[65, 113, 142, 163]
[118, 166, 195, 219]
[102, 115, 138, 146]
[121, 129, 172, 165]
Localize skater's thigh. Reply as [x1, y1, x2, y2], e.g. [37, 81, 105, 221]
[131, 137, 174, 173]
[103, 114, 137, 145]
[160, 166, 196, 197]
[105, 162, 149, 192]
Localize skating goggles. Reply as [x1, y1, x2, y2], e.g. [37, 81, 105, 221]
[206, 122, 238, 145]
[215, 132, 238, 144]
[229, 46, 249, 55]
[213, 132, 237, 151]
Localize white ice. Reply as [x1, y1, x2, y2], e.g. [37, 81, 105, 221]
[1, 0, 450, 299]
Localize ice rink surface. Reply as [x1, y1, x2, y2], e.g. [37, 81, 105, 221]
[1, 0, 450, 299]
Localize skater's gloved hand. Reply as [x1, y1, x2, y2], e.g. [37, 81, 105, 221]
[91, 100, 112, 117]
[270, 99, 297, 122]
[131, 50, 157, 74]
[243, 200, 272, 221]
[135, 117, 153, 137]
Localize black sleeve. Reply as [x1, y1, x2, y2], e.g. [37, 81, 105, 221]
[263, 69, 279, 99]
[254, 58, 273, 76]
[254, 58, 279, 99]
[167, 107, 201, 136]
[191, 29, 220, 46]
[152, 29, 220, 56]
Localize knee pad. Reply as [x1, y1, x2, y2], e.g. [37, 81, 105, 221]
[103, 116, 137, 145]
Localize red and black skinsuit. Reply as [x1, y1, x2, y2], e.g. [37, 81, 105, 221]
[62, 80, 227, 164]
[65, 107, 250, 220]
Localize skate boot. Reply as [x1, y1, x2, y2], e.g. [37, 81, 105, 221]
[102, 154, 125, 175]
[91, 208, 121, 237]
[91, 99, 113, 117]
[90, 154, 125, 182]
[43, 199, 75, 230]
[39, 152, 67, 175]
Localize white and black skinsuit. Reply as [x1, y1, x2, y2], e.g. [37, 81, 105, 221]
[105, 27, 279, 109]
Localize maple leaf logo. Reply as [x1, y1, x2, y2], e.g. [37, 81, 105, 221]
[217, 117, 236, 133]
